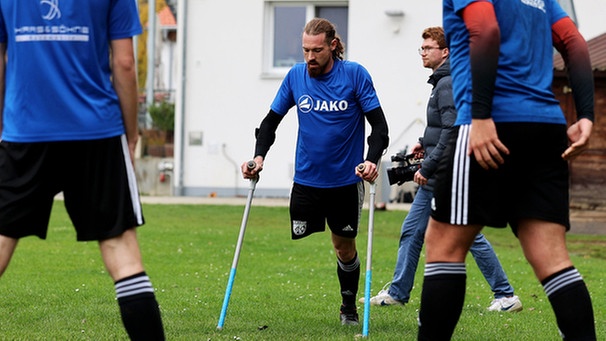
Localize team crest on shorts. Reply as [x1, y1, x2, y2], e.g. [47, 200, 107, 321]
[292, 220, 307, 236]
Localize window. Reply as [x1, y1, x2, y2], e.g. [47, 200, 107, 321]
[263, 2, 348, 77]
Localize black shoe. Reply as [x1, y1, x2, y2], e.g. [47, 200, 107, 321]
[340, 304, 359, 326]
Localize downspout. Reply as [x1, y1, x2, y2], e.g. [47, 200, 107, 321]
[175, 0, 188, 196]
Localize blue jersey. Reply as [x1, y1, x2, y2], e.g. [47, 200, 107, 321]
[443, 0, 568, 125]
[271, 60, 381, 188]
[0, 0, 142, 142]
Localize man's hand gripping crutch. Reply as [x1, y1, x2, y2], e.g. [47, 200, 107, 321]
[355, 161, 379, 338]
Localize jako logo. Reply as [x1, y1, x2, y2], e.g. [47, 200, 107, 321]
[297, 95, 348, 114]
[41, 0, 61, 20]
[298, 95, 314, 113]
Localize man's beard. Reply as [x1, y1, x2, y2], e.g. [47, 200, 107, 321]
[307, 62, 326, 78]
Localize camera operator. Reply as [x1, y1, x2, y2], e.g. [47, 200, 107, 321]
[362, 27, 521, 312]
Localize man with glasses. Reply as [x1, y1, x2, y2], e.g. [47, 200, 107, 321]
[362, 26, 521, 313]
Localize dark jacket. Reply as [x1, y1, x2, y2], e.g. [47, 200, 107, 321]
[419, 58, 457, 192]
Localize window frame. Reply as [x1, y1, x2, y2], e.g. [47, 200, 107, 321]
[262, 1, 348, 79]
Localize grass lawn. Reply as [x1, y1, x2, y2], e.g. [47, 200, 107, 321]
[0, 202, 604, 340]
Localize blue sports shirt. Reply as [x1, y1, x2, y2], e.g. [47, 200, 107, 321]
[271, 59, 381, 188]
[443, 0, 569, 125]
[0, 0, 142, 142]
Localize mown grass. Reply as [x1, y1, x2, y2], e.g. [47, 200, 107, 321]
[0, 202, 604, 340]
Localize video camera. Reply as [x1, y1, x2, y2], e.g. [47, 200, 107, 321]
[386, 152, 423, 186]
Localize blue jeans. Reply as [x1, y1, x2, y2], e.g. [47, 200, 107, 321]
[388, 186, 514, 302]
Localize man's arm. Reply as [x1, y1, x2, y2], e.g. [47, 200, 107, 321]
[552, 17, 594, 123]
[462, 1, 509, 169]
[552, 17, 594, 160]
[355, 106, 389, 183]
[364, 106, 389, 164]
[420, 81, 457, 180]
[254, 109, 284, 160]
[110, 37, 139, 161]
[242, 110, 284, 179]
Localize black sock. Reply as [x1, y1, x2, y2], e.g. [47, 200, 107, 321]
[418, 262, 466, 341]
[337, 253, 360, 309]
[542, 267, 596, 340]
[115, 272, 165, 341]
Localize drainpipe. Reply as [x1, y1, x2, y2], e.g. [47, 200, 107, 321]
[175, 0, 188, 196]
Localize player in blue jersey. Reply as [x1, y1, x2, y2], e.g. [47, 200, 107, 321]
[417, 1, 596, 340]
[242, 18, 389, 326]
[363, 26, 521, 313]
[0, 1, 164, 340]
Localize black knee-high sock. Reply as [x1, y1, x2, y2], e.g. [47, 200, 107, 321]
[418, 262, 466, 341]
[542, 267, 596, 340]
[115, 272, 165, 341]
[337, 253, 360, 308]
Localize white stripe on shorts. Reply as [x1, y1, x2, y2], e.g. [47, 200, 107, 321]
[450, 125, 471, 225]
[120, 135, 144, 225]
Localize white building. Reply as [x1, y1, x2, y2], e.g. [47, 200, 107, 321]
[170, 0, 604, 200]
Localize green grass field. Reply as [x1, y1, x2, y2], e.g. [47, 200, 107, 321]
[1, 202, 604, 340]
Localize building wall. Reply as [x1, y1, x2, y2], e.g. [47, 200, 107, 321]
[173, 0, 603, 199]
[173, 0, 442, 198]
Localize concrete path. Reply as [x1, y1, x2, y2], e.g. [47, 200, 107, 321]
[139, 195, 606, 235]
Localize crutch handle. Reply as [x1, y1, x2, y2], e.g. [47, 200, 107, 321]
[246, 160, 260, 184]
[357, 163, 366, 172]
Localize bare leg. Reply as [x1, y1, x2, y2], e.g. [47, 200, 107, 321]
[517, 218, 595, 340]
[516, 219, 572, 281]
[98, 228, 144, 281]
[424, 219, 481, 263]
[0, 235, 18, 277]
[99, 228, 165, 340]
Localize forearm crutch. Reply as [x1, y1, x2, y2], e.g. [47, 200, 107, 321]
[217, 161, 257, 330]
[357, 163, 376, 338]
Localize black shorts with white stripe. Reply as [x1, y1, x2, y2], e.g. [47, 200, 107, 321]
[430, 122, 570, 233]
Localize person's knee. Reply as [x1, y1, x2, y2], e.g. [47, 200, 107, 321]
[99, 230, 144, 281]
[0, 235, 18, 277]
[425, 221, 477, 262]
[333, 239, 356, 262]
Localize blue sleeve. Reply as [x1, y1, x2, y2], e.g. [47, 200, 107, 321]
[270, 66, 298, 115]
[109, 0, 143, 39]
[451, 0, 483, 15]
[548, 0, 568, 25]
[352, 63, 380, 113]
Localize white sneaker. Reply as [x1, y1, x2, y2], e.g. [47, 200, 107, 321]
[487, 295, 523, 312]
[358, 289, 404, 306]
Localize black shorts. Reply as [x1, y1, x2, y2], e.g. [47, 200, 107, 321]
[0, 135, 144, 241]
[431, 122, 570, 232]
[289, 182, 364, 239]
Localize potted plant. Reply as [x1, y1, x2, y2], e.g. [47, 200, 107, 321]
[144, 101, 175, 157]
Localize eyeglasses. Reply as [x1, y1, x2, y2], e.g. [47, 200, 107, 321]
[418, 46, 443, 55]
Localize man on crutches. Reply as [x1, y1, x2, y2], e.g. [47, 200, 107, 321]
[242, 17, 389, 327]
